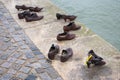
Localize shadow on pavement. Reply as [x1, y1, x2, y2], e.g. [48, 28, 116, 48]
[68, 64, 112, 80]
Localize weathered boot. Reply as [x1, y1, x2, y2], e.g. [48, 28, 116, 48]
[57, 32, 75, 41]
[29, 7, 43, 12]
[60, 48, 73, 62]
[25, 13, 44, 22]
[88, 50, 103, 60]
[18, 11, 31, 19]
[48, 44, 60, 60]
[63, 22, 81, 32]
[15, 5, 29, 11]
[56, 13, 77, 22]
[56, 13, 63, 20]
[86, 50, 106, 68]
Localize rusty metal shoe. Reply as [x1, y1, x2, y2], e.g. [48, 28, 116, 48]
[18, 11, 31, 19]
[63, 22, 81, 32]
[48, 44, 60, 60]
[56, 13, 77, 22]
[29, 7, 43, 12]
[15, 5, 29, 11]
[57, 32, 75, 41]
[25, 13, 44, 22]
[60, 48, 73, 62]
[94, 60, 106, 66]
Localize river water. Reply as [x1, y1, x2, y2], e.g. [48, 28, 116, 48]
[51, 0, 120, 51]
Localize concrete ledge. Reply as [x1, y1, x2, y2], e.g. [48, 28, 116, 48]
[1, 0, 120, 80]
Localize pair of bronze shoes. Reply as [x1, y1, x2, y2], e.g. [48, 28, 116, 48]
[86, 50, 106, 68]
[48, 44, 73, 62]
[18, 11, 43, 22]
[56, 13, 76, 22]
[57, 22, 81, 41]
[15, 5, 43, 12]
[56, 13, 81, 41]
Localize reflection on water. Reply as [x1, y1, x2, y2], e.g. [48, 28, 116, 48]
[51, 0, 120, 51]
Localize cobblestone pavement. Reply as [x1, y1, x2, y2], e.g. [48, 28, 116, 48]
[0, 2, 63, 80]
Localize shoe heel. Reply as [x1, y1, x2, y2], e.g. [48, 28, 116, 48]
[56, 13, 62, 20]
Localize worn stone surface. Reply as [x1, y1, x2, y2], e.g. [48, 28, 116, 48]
[0, 1, 63, 80]
[1, 0, 120, 80]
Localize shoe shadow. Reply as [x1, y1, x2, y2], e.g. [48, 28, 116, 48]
[67, 65, 113, 80]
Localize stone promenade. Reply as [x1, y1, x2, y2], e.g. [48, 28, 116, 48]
[0, 2, 63, 80]
[0, 0, 120, 80]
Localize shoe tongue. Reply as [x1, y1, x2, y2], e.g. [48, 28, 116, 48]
[51, 44, 55, 49]
[62, 50, 67, 54]
[31, 13, 37, 17]
[67, 22, 74, 27]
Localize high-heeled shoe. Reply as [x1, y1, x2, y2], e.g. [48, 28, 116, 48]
[29, 7, 43, 12]
[15, 5, 29, 11]
[56, 13, 77, 22]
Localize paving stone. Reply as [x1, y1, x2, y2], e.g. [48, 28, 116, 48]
[20, 45, 28, 49]
[12, 63, 22, 71]
[32, 50, 42, 55]
[14, 25, 22, 31]
[29, 58, 38, 63]
[8, 27, 15, 33]
[16, 73, 27, 79]
[45, 67, 59, 79]
[25, 74, 37, 80]
[8, 45, 18, 51]
[39, 59, 47, 63]
[0, 50, 3, 55]
[25, 62, 32, 67]
[19, 67, 31, 74]
[0, 54, 9, 60]
[0, 4, 4, 9]
[11, 43, 18, 48]
[35, 68, 45, 73]
[10, 77, 22, 80]
[31, 62, 42, 68]
[12, 35, 22, 42]
[37, 54, 45, 59]
[0, 59, 4, 65]
[39, 61, 52, 68]
[7, 69, 17, 75]
[3, 37, 11, 42]
[21, 55, 27, 60]
[12, 52, 22, 58]
[28, 44, 38, 51]
[4, 13, 12, 19]
[1, 62, 12, 68]
[2, 18, 9, 25]
[0, 8, 8, 13]
[15, 59, 25, 65]
[39, 72, 52, 80]
[0, 73, 13, 80]
[29, 69, 37, 74]
[0, 43, 9, 51]
[24, 50, 34, 59]
[15, 30, 24, 35]
[53, 77, 63, 80]
[7, 19, 15, 23]
[0, 68, 7, 75]
[17, 41, 24, 46]
[7, 57, 17, 62]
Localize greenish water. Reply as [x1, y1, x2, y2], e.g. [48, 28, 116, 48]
[51, 0, 120, 51]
